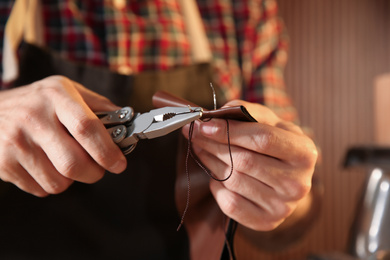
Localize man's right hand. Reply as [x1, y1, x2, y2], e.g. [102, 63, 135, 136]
[0, 76, 127, 197]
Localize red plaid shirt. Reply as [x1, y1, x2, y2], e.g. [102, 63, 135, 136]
[0, 0, 297, 121]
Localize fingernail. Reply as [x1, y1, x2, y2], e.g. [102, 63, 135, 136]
[200, 121, 217, 136]
[110, 158, 127, 173]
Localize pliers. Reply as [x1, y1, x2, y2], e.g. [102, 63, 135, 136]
[96, 106, 203, 154]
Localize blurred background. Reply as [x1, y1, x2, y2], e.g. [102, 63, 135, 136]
[239, 0, 390, 259]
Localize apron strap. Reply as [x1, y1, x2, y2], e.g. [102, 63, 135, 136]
[2, 0, 43, 83]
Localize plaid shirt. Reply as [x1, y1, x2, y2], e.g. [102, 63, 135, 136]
[0, 0, 297, 121]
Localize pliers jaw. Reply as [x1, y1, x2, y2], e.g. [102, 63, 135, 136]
[97, 106, 203, 155]
[138, 106, 203, 139]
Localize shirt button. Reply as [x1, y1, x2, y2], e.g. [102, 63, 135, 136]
[117, 65, 133, 75]
[113, 0, 126, 9]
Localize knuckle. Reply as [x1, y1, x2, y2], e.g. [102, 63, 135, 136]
[58, 154, 105, 184]
[220, 192, 240, 217]
[5, 129, 32, 157]
[277, 120, 303, 133]
[0, 162, 19, 183]
[3, 172, 47, 197]
[6, 129, 25, 149]
[70, 116, 97, 140]
[59, 157, 80, 180]
[282, 178, 311, 201]
[37, 76, 66, 92]
[306, 148, 318, 168]
[35, 75, 74, 100]
[298, 140, 318, 169]
[22, 108, 50, 133]
[224, 172, 241, 192]
[234, 151, 255, 173]
[253, 127, 275, 152]
[273, 201, 293, 220]
[296, 182, 311, 199]
[44, 75, 71, 87]
[0, 171, 11, 183]
[44, 180, 72, 195]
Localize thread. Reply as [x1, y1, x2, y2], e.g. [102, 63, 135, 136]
[177, 119, 233, 231]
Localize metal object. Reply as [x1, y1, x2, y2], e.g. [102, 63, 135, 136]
[344, 147, 390, 259]
[209, 82, 217, 110]
[96, 106, 203, 155]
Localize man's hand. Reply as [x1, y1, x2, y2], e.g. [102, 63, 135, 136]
[182, 100, 318, 231]
[0, 76, 127, 197]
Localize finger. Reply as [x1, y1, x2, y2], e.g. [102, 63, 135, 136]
[210, 180, 289, 231]
[57, 111, 127, 174]
[0, 161, 48, 197]
[33, 124, 108, 183]
[198, 149, 283, 212]
[16, 141, 73, 194]
[192, 143, 309, 201]
[50, 78, 127, 174]
[185, 119, 316, 167]
[24, 109, 108, 183]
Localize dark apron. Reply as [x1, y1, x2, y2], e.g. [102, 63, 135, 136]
[0, 43, 232, 260]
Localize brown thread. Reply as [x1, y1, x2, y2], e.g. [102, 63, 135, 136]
[222, 215, 234, 260]
[176, 120, 193, 231]
[190, 119, 233, 182]
[177, 119, 234, 231]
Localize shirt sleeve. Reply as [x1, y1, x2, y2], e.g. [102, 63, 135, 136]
[234, 0, 299, 123]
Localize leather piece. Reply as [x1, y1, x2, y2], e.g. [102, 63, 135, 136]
[203, 107, 256, 122]
[153, 90, 257, 122]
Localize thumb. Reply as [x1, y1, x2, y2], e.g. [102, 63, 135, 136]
[73, 81, 121, 112]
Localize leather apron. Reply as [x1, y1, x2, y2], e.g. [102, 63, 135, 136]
[0, 43, 232, 260]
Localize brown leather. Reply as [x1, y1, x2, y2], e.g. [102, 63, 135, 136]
[153, 89, 200, 108]
[153, 90, 257, 122]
